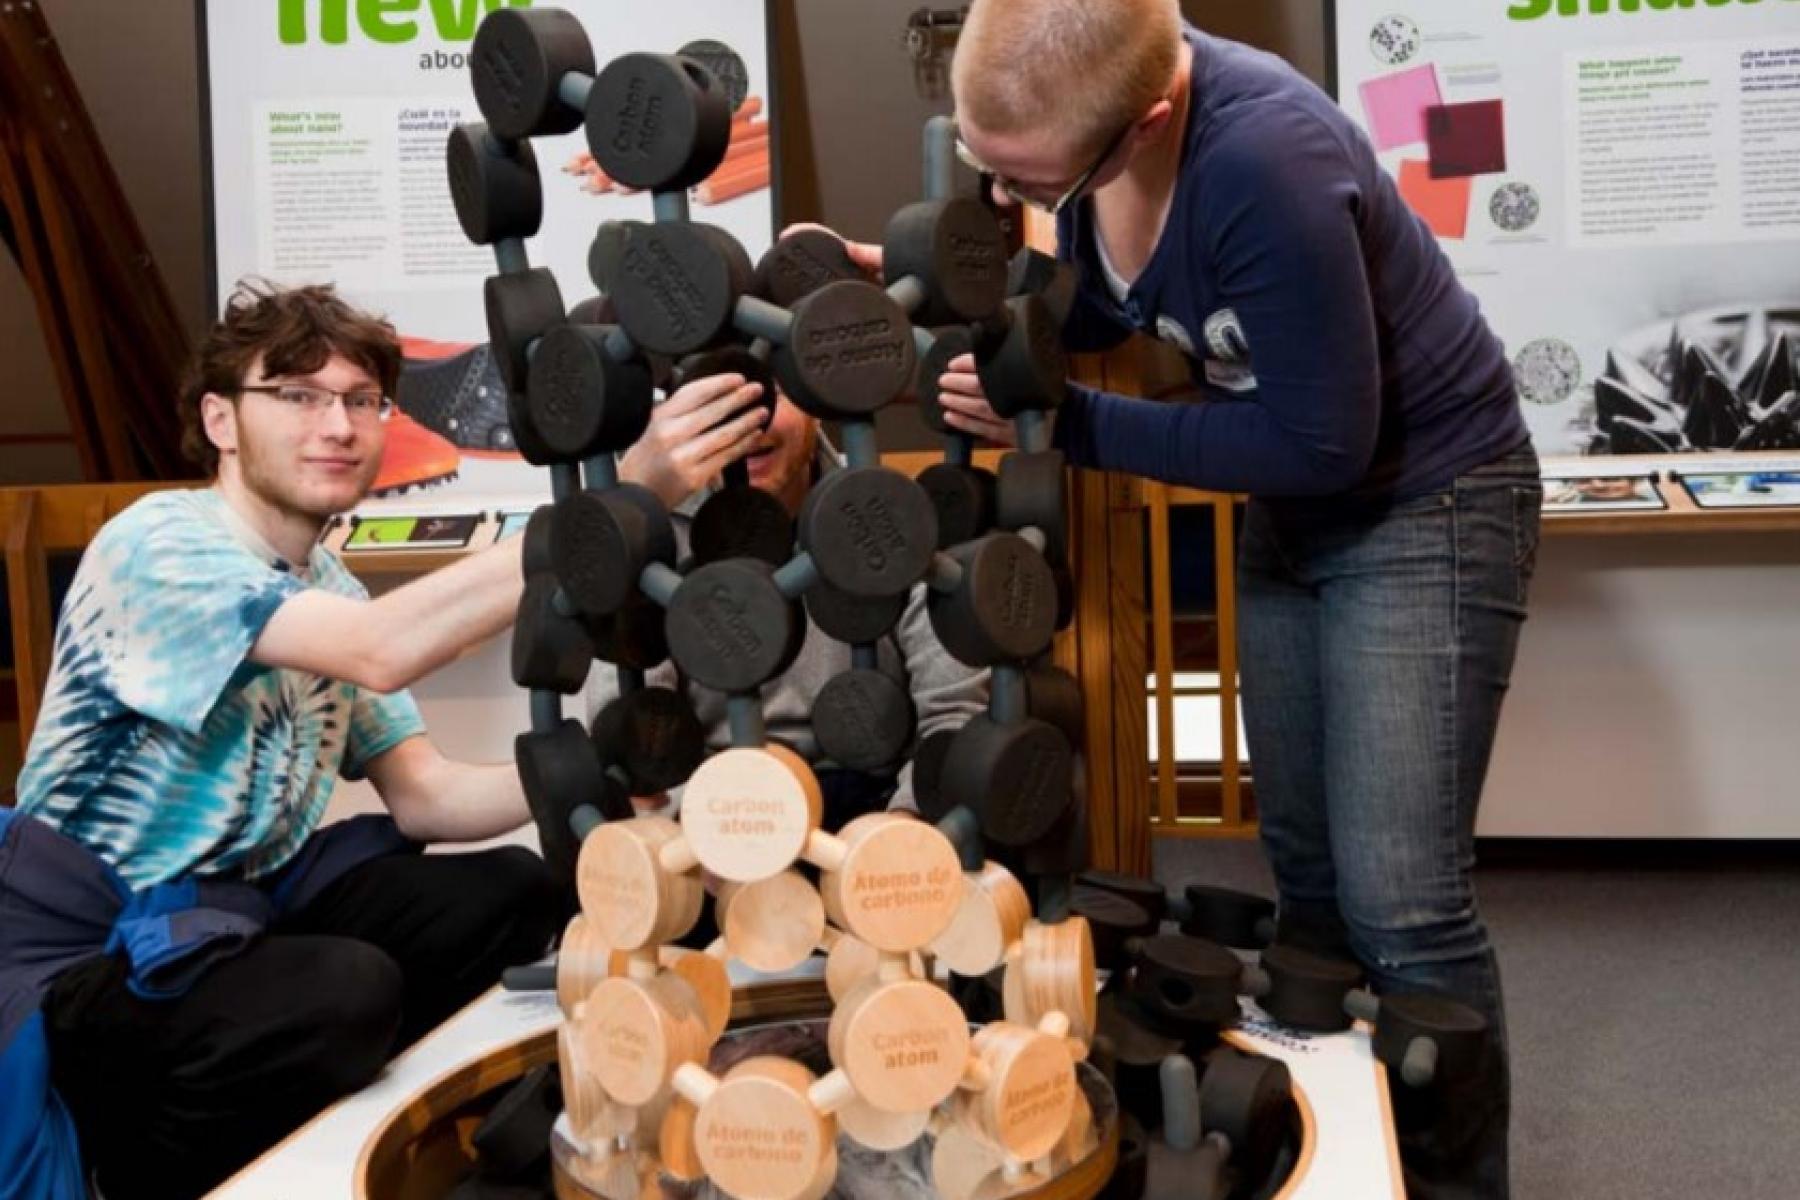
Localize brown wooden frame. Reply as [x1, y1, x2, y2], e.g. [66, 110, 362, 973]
[2, 482, 185, 778]
[0, 1, 190, 481]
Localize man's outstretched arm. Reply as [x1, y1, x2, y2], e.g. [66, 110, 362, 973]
[252, 536, 524, 694]
[362, 735, 531, 844]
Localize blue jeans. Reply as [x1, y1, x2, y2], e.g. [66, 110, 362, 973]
[1236, 444, 1541, 1200]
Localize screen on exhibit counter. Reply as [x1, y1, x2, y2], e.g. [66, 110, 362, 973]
[199, 1, 777, 504]
[1330, 0, 1800, 461]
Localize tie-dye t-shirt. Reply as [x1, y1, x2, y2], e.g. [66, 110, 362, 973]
[15, 488, 424, 889]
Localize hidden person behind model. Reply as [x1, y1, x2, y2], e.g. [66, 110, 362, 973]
[826, 1, 1541, 1196]
[0, 283, 559, 1200]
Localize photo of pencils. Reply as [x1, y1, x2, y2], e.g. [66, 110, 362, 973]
[564, 96, 770, 206]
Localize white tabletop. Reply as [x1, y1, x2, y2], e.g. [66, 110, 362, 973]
[209, 975, 1401, 1199]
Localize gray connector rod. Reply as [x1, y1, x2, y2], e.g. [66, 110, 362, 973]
[603, 326, 637, 362]
[616, 667, 644, 697]
[927, 551, 965, 594]
[944, 435, 974, 467]
[924, 114, 958, 202]
[1344, 988, 1381, 1025]
[550, 462, 580, 504]
[1038, 873, 1074, 924]
[1188, 1133, 1233, 1196]
[774, 552, 820, 600]
[570, 804, 604, 842]
[502, 962, 557, 992]
[852, 643, 878, 671]
[530, 689, 562, 733]
[583, 454, 619, 492]
[1016, 410, 1053, 454]
[727, 694, 766, 747]
[494, 238, 530, 276]
[1401, 1036, 1440, 1088]
[936, 805, 985, 872]
[990, 664, 1026, 725]
[790, 728, 821, 761]
[652, 189, 691, 224]
[735, 294, 796, 344]
[888, 274, 928, 317]
[1166, 892, 1195, 924]
[558, 71, 594, 111]
[639, 562, 681, 608]
[914, 325, 938, 362]
[841, 421, 881, 470]
[1160, 1054, 1202, 1151]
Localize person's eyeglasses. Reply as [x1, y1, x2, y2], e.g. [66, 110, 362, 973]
[238, 383, 394, 423]
[955, 118, 1134, 216]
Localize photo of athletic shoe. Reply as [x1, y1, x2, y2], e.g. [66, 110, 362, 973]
[370, 410, 462, 497]
[396, 336, 520, 455]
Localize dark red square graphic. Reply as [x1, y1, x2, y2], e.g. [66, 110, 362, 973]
[1426, 100, 1506, 179]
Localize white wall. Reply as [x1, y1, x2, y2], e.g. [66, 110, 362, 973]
[1482, 532, 1800, 837]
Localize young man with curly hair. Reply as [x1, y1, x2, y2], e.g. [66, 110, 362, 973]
[5, 282, 555, 1199]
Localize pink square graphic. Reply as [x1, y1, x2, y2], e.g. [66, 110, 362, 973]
[1358, 64, 1443, 152]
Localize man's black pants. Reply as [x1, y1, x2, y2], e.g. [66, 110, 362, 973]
[43, 846, 560, 1200]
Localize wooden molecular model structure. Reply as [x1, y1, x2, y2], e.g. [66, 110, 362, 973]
[551, 807, 1097, 1200]
[447, 9, 1103, 1199]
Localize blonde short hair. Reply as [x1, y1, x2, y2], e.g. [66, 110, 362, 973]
[952, 0, 1182, 159]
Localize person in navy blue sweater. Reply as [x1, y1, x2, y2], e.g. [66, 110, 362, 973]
[839, 2, 1538, 1195]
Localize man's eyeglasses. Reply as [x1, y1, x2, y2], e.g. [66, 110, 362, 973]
[955, 118, 1134, 216]
[238, 383, 394, 423]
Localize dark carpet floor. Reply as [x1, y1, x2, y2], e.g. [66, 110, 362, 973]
[1152, 838, 1800, 1200]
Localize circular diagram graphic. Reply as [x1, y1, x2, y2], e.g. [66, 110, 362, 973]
[1489, 183, 1542, 233]
[1369, 16, 1421, 66]
[1513, 338, 1583, 406]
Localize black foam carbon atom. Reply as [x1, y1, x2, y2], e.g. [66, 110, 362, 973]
[470, 9, 594, 140]
[940, 715, 1073, 846]
[798, 467, 938, 599]
[446, 124, 543, 246]
[812, 669, 916, 771]
[665, 558, 800, 693]
[585, 52, 732, 192]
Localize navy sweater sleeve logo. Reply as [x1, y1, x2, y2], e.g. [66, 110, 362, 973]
[1198, 308, 1258, 393]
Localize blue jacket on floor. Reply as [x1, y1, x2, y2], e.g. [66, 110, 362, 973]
[0, 809, 413, 1199]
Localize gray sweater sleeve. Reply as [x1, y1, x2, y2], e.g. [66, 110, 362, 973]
[885, 583, 989, 812]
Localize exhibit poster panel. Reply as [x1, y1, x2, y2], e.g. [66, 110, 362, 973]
[1331, 0, 1800, 459]
[201, 1, 775, 501]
